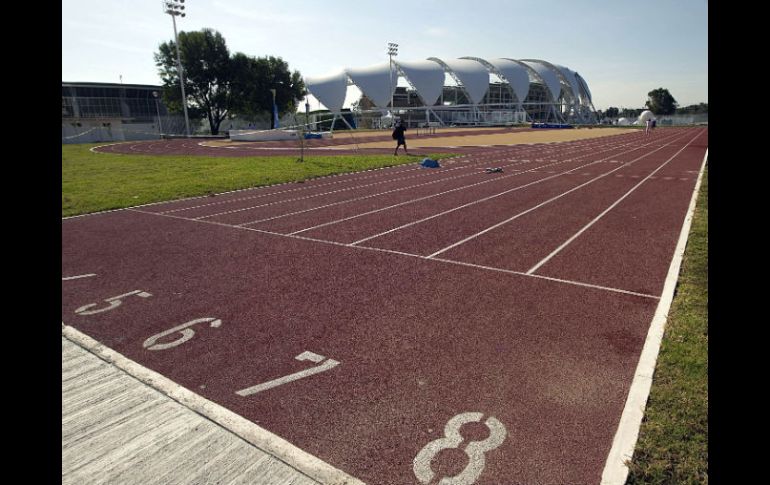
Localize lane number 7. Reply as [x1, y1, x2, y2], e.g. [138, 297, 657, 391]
[236, 351, 340, 397]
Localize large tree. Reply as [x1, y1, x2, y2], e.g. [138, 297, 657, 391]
[155, 28, 305, 134]
[645, 88, 678, 115]
[229, 54, 306, 127]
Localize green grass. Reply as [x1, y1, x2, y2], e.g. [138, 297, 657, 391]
[62, 143, 454, 217]
[626, 166, 708, 484]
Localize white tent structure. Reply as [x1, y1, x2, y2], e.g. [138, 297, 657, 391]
[304, 56, 597, 127]
[638, 110, 656, 123]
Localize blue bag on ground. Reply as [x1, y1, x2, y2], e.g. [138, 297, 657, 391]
[420, 158, 441, 168]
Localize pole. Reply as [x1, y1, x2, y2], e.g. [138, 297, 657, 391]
[171, 14, 191, 137]
[389, 53, 393, 114]
[153, 92, 164, 139]
[270, 89, 277, 129]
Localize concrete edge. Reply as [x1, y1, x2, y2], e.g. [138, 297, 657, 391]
[600, 143, 708, 484]
[61, 323, 366, 485]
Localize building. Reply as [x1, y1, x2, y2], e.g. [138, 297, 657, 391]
[305, 57, 597, 128]
[62, 82, 180, 143]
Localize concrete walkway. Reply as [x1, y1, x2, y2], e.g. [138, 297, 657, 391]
[62, 335, 323, 485]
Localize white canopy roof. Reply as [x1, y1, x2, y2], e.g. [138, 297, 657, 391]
[552, 63, 583, 103]
[345, 62, 396, 109]
[394, 59, 445, 106]
[304, 57, 593, 113]
[429, 57, 490, 105]
[483, 58, 531, 104]
[304, 71, 348, 113]
[575, 72, 592, 101]
[520, 60, 562, 102]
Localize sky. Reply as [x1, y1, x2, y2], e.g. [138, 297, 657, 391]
[62, 0, 708, 112]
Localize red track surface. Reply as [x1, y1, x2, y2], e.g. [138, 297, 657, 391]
[63, 127, 707, 484]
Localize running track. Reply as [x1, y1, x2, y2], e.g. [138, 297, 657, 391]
[93, 127, 534, 157]
[63, 127, 708, 485]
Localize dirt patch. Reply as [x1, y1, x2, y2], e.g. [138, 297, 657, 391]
[338, 127, 631, 149]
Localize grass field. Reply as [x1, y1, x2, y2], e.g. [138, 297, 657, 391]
[62, 144, 453, 217]
[627, 167, 708, 484]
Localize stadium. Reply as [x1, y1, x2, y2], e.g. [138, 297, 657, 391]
[306, 57, 598, 128]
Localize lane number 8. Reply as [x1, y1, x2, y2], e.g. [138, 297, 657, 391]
[413, 412, 506, 485]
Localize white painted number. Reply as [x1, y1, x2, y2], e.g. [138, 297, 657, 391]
[62, 273, 97, 281]
[143, 318, 223, 351]
[413, 412, 507, 485]
[75, 290, 152, 316]
[236, 351, 340, 396]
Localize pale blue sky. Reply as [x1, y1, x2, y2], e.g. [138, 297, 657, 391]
[62, 0, 708, 111]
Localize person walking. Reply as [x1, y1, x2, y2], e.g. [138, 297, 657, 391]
[392, 121, 408, 155]
[645, 118, 652, 135]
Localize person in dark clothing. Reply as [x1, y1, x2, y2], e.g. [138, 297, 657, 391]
[393, 122, 408, 155]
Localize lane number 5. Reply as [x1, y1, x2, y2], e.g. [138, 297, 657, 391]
[75, 290, 152, 316]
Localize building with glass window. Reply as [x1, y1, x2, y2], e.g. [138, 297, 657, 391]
[62, 82, 175, 143]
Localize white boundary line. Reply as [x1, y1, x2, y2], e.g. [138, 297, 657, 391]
[600, 147, 708, 485]
[61, 323, 365, 485]
[527, 129, 705, 274]
[128, 208, 660, 299]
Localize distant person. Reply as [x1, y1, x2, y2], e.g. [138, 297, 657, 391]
[645, 118, 652, 134]
[392, 121, 408, 155]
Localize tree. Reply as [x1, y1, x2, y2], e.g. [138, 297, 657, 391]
[676, 103, 708, 115]
[155, 28, 306, 134]
[645, 88, 678, 115]
[229, 54, 306, 127]
[605, 107, 619, 118]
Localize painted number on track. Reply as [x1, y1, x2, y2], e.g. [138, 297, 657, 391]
[413, 412, 507, 485]
[75, 290, 152, 315]
[236, 351, 340, 397]
[143, 318, 223, 351]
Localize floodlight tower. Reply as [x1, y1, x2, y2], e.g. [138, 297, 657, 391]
[152, 91, 164, 138]
[387, 42, 398, 115]
[163, 0, 191, 137]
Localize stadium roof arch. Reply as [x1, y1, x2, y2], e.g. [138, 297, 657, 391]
[304, 56, 597, 124]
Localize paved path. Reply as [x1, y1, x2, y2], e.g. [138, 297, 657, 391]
[63, 334, 323, 485]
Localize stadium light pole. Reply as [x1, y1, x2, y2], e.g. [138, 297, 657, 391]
[163, 0, 191, 137]
[152, 91, 164, 138]
[388, 42, 398, 119]
[270, 88, 277, 129]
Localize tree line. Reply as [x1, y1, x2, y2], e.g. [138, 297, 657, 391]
[155, 28, 306, 135]
[597, 88, 707, 121]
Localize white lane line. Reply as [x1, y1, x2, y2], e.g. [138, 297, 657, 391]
[600, 146, 708, 485]
[421, 132, 693, 259]
[238, 146, 631, 227]
[159, 163, 436, 214]
[62, 273, 97, 281]
[283, 154, 617, 234]
[343, 132, 689, 247]
[64, 131, 666, 222]
[429, 257, 660, 299]
[196, 155, 539, 220]
[128, 208, 660, 297]
[526, 129, 705, 275]
[159, 136, 648, 216]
